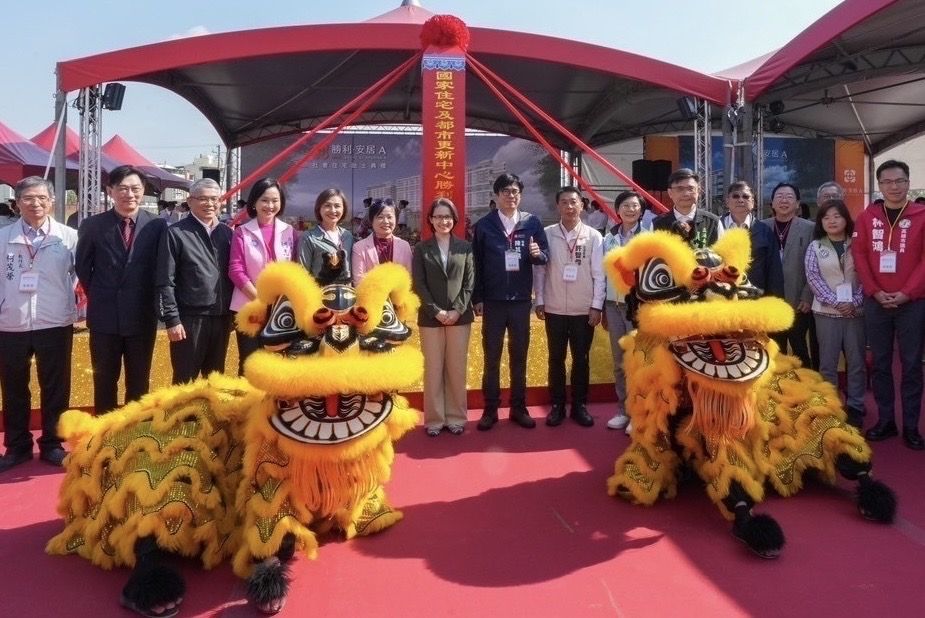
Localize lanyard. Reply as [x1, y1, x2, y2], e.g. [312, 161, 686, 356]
[24, 230, 50, 269]
[502, 211, 521, 249]
[559, 222, 582, 260]
[882, 202, 908, 251]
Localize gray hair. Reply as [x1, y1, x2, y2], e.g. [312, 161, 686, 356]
[189, 177, 222, 196]
[15, 176, 55, 199]
[816, 181, 844, 203]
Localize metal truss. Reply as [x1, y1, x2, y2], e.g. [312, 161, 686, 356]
[693, 99, 712, 211]
[753, 107, 765, 215]
[76, 86, 103, 221]
[760, 45, 925, 102]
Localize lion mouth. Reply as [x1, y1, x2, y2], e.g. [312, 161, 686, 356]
[668, 333, 769, 381]
[270, 394, 392, 444]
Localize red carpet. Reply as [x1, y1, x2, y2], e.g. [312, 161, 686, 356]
[1, 401, 923, 618]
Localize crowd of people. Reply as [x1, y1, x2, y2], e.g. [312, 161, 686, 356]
[1, 161, 924, 474]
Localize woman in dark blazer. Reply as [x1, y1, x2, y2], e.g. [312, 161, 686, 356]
[412, 198, 474, 436]
[298, 188, 354, 284]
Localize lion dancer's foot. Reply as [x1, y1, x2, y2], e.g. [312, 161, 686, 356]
[247, 533, 296, 615]
[723, 482, 785, 559]
[120, 536, 186, 618]
[836, 454, 897, 523]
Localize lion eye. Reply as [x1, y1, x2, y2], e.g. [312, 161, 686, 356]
[637, 258, 687, 302]
[260, 296, 302, 344]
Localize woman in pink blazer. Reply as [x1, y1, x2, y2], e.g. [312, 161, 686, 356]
[352, 197, 413, 285]
[228, 177, 296, 373]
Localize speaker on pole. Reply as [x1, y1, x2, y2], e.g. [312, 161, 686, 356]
[101, 83, 126, 110]
[676, 96, 697, 121]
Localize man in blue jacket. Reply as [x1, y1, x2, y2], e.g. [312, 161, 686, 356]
[472, 173, 549, 430]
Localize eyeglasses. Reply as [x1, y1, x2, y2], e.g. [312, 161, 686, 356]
[878, 178, 909, 187]
[191, 196, 220, 204]
[729, 193, 752, 200]
[115, 185, 145, 194]
[670, 185, 698, 193]
[499, 188, 521, 197]
[18, 195, 52, 205]
[430, 214, 454, 222]
[618, 202, 641, 210]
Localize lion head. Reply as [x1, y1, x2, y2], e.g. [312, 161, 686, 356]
[605, 229, 794, 439]
[235, 261, 423, 446]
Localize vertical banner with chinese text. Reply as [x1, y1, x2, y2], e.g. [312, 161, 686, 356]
[422, 50, 466, 238]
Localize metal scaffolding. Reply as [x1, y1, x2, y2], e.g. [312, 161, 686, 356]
[693, 99, 712, 211]
[77, 86, 103, 221]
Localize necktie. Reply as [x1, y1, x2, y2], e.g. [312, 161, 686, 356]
[121, 217, 134, 250]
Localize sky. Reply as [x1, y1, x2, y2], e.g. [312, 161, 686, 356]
[0, 0, 844, 167]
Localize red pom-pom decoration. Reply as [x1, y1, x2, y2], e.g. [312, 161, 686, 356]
[420, 15, 470, 50]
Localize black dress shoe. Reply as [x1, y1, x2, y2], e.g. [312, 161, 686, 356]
[477, 408, 498, 431]
[570, 405, 594, 427]
[509, 406, 536, 429]
[0, 449, 33, 472]
[546, 404, 566, 427]
[865, 421, 898, 441]
[903, 428, 925, 450]
[39, 447, 67, 467]
[845, 407, 865, 429]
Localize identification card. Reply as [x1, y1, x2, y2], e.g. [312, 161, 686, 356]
[19, 272, 39, 293]
[878, 250, 897, 274]
[505, 250, 520, 272]
[835, 282, 852, 302]
[562, 264, 578, 282]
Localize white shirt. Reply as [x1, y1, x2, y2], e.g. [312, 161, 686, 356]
[192, 214, 219, 236]
[498, 210, 519, 237]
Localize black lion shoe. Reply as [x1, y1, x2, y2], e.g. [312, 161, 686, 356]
[865, 421, 898, 441]
[902, 428, 925, 451]
[570, 405, 594, 427]
[477, 408, 498, 431]
[546, 404, 566, 427]
[0, 449, 33, 473]
[510, 406, 536, 429]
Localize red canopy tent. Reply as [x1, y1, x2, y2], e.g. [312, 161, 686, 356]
[31, 123, 126, 179]
[101, 135, 190, 192]
[0, 121, 78, 186]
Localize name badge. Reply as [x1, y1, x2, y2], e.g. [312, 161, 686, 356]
[562, 264, 578, 282]
[878, 250, 897, 274]
[505, 250, 520, 272]
[835, 282, 853, 303]
[19, 272, 39, 293]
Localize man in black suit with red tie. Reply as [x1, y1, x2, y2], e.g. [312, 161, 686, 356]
[76, 165, 167, 413]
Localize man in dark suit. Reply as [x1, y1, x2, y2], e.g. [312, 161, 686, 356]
[157, 178, 234, 384]
[76, 166, 167, 414]
[653, 168, 724, 249]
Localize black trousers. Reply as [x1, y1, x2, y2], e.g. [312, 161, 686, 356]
[772, 310, 817, 369]
[544, 313, 595, 406]
[89, 329, 156, 413]
[0, 326, 73, 453]
[481, 300, 532, 408]
[169, 314, 232, 385]
[235, 330, 260, 376]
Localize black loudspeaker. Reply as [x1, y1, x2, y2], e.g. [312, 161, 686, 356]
[651, 160, 672, 191]
[632, 159, 655, 190]
[201, 168, 221, 182]
[676, 96, 697, 121]
[101, 83, 126, 110]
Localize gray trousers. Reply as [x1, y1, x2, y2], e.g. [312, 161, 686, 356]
[604, 301, 633, 405]
[813, 313, 866, 412]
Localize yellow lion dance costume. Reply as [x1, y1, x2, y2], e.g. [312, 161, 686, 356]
[47, 262, 422, 616]
[604, 229, 895, 558]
